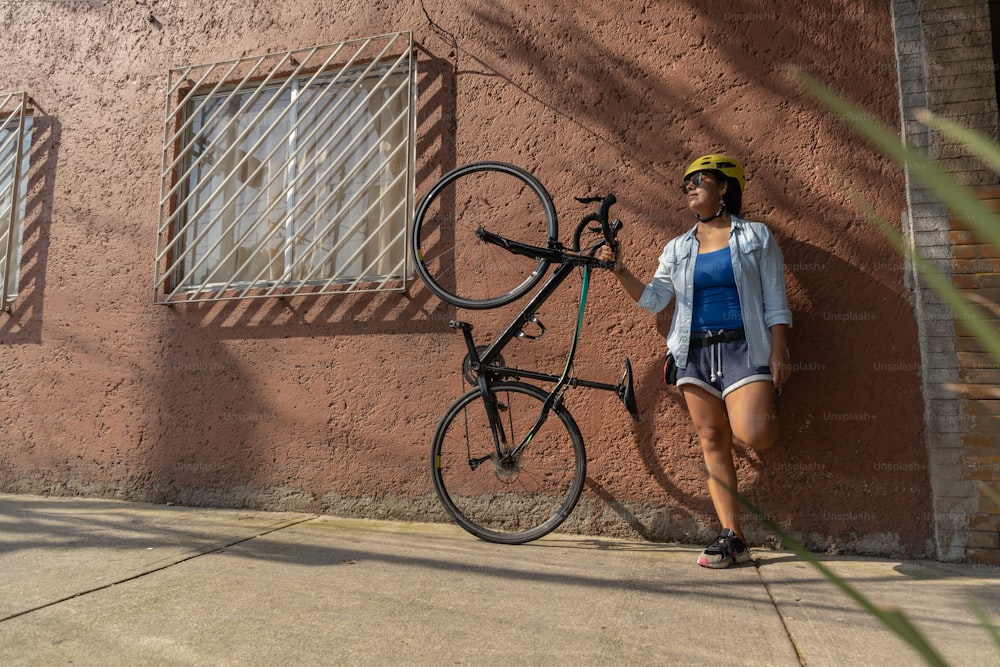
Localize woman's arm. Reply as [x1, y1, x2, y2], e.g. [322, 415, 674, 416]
[768, 323, 791, 386]
[759, 227, 793, 330]
[597, 244, 644, 301]
[597, 242, 676, 312]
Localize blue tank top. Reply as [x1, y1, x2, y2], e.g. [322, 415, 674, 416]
[692, 246, 744, 331]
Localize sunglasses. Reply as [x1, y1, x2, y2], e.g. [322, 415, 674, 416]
[681, 171, 715, 193]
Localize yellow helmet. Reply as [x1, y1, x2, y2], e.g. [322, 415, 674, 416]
[684, 154, 745, 191]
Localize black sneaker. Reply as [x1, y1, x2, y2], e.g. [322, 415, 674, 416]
[697, 528, 751, 569]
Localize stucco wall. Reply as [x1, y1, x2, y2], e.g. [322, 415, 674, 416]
[0, 1, 933, 556]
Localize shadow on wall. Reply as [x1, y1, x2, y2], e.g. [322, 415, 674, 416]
[423, 0, 900, 274]
[134, 50, 462, 508]
[140, 340, 292, 507]
[409, 2, 930, 552]
[753, 234, 931, 548]
[0, 102, 59, 345]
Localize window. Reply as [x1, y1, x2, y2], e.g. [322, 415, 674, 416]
[155, 33, 415, 304]
[0, 92, 30, 307]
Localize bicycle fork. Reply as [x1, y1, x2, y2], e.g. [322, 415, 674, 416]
[451, 320, 554, 471]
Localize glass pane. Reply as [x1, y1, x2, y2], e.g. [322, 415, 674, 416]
[178, 87, 291, 288]
[290, 67, 410, 283]
[0, 113, 31, 301]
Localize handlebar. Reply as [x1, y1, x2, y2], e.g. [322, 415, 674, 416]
[571, 194, 621, 269]
[474, 191, 622, 271]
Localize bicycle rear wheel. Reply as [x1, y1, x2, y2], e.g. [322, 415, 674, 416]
[430, 381, 586, 544]
[412, 162, 559, 309]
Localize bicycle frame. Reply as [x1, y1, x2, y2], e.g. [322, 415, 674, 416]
[450, 204, 635, 468]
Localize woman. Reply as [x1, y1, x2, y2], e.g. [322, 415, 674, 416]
[599, 154, 792, 569]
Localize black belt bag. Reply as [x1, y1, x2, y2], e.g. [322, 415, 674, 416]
[688, 328, 746, 350]
[663, 352, 677, 385]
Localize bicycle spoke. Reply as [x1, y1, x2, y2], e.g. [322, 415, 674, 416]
[431, 382, 585, 544]
[412, 162, 558, 309]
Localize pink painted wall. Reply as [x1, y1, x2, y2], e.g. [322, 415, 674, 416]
[0, 1, 932, 555]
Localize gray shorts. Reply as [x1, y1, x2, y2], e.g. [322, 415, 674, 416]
[676, 331, 772, 399]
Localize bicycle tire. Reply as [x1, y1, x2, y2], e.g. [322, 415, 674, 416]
[412, 162, 559, 309]
[430, 381, 586, 544]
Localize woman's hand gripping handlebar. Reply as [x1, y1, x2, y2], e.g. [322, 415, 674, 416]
[572, 194, 621, 270]
[590, 194, 624, 275]
[594, 202, 646, 302]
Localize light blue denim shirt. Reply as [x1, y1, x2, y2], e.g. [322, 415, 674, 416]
[636, 216, 792, 369]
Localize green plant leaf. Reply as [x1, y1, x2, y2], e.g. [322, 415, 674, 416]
[916, 109, 1000, 175]
[969, 597, 1000, 651]
[848, 189, 1000, 366]
[796, 73, 1000, 252]
[732, 486, 951, 666]
[788, 68, 1000, 667]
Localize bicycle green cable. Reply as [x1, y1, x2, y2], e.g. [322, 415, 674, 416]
[558, 264, 590, 384]
[513, 264, 590, 453]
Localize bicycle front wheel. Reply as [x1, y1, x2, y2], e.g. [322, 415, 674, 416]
[412, 162, 559, 309]
[430, 381, 586, 544]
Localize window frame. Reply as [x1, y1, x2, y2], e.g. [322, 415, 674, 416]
[0, 91, 30, 308]
[154, 33, 416, 305]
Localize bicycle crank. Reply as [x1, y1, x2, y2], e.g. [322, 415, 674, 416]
[462, 346, 506, 384]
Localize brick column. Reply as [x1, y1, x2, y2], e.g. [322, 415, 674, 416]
[892, 0, 1000, 561]
[950, 188, 1000, 564]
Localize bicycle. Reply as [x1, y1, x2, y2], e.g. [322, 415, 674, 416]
[412, 161, 639, 544]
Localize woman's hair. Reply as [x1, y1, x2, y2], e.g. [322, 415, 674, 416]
[716, 172, 742, 216]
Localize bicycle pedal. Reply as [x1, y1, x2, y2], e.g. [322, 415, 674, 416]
[449, 320, 472, 330]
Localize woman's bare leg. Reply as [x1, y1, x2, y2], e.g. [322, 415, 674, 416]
[681, 385, 742, 534]
[725, 381, 780, 451]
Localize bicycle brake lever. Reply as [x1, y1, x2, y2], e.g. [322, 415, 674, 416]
[607, 219, 622, 251]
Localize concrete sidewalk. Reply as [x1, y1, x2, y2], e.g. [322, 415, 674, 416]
[0, 494, 997, 666]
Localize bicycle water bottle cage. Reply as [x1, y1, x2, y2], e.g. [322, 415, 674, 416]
[516, 315, 546, 340]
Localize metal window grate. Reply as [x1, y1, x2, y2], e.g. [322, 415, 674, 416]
[154, 32, 416, 304]
[0, 91, 29, 307]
